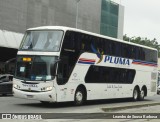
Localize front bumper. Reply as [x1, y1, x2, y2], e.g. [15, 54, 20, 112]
[13, 88, 57, 102]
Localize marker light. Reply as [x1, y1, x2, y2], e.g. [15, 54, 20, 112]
[23, 57, 32, 62]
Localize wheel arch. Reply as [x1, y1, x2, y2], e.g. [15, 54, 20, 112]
[134, 85, 140, 92]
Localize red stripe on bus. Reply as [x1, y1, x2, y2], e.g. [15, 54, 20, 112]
[79, 58, 95, 62]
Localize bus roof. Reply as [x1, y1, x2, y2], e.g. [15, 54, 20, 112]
[27, 26, 157, 51]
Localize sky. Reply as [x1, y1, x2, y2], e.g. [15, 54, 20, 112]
[119, 0, 160, 43]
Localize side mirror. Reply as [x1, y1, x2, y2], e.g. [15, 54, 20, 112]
[55, 59, 61, 64]
[5, 58, 16, 74]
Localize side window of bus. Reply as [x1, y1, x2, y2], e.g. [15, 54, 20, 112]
[143, 48, 149, 62]
[152, 50, 158, 63]
[121, 44, 128, 58]
[103, 40, 121, 57]
[96, 38, 104, 55]
[63, 31, 75, 50]
[139, 47, 142, 60]
[85, 65, 136, 84]
[74, 32, 82, 51]
[141, 48, 145, 60]
[84, 35, 92, 52]
[131, 46, 136, 59]
[111, 41, 118, 56]
[135, 47, 139, 59]
[104, 40, 111, 55]
[127, 45, 132, 59]
[116, 42, 121, 57]
[127, 70, 136, 83]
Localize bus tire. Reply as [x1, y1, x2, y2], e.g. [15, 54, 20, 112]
[139, 89, 145, 101]
[132, 88, 139, 101]
[74, 88, 85, 106]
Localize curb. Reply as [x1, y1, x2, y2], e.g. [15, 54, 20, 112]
[102, 102, 160, 112]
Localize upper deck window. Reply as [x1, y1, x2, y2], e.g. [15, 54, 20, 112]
[20, 30, 63, 52]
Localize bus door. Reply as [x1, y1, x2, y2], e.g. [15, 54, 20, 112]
[56, 56, 70, 101]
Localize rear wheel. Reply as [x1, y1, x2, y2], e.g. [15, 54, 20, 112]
[74, 88, 85, 106]
[139, 89, 145, 101]
[133, 88, 139, 101]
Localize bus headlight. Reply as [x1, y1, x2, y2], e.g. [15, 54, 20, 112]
[46, 86, 53, 91]
[41, 86, 53, 91]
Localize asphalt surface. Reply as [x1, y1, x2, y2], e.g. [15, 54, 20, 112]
[0, 95, 160, 121]
[0, 94, 160, 113]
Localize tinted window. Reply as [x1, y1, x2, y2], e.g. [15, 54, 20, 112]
[20, 30, 63, 52]
[63, 31, 158, 63]
[0, 76, 7, 81]
[85, 65, 136, 84]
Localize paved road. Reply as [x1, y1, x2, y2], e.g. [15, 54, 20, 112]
[0, 95, 160, 122]
[0, 94, 160, 113]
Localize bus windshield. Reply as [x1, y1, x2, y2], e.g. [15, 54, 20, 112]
[20, 30, 63, 51]
[15, 56, 58, 81]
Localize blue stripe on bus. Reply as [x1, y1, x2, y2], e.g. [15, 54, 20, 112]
[133, 60, 157, 65]
[132, 60, 157, 67]
[78, 61, 95, 65]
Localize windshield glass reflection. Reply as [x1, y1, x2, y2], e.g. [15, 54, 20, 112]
[20, 30, 63, 51]
[15, 56, 58, 81]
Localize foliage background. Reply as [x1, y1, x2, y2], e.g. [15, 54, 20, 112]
[123, 34, 160, 57]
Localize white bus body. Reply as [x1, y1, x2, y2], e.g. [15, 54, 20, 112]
[13, 26, 158, 105]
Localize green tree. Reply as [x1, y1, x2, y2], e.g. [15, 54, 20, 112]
[123, 34, 160, 57]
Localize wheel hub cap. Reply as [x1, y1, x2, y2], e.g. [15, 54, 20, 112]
[76, 92, 83, 102]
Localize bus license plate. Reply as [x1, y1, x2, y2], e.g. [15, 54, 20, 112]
[26, 95, 34, 98]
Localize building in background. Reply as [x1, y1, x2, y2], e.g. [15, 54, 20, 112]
[101, 0, 124, 39]
[0, 0, 124, 72]
[0, 0, 124, 39]
[0, 30, 23, 74]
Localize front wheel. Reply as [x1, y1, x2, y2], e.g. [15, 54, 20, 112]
[74, 88, 85, 106]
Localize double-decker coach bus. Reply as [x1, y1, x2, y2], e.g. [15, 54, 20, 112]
[13, 26, 158, 105]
